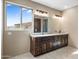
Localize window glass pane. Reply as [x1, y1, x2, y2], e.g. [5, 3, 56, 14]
[6, 3, 21, 29]
[22, 8, 32, 29]
[43, 19, 48, 32]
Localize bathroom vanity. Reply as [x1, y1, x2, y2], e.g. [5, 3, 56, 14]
[30, 33, 68, 56]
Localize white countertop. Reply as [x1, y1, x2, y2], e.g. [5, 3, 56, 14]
[30, 33, 68, 37]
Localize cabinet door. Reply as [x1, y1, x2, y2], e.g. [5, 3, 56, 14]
[46, 36, 52, 51]
[31, 38, 36, 55]
[41, 37, 47, 53]
[35, 38, 42, 55]
[62, 35, 68, 46]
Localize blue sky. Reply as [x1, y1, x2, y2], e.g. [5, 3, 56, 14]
[7, 3, 32, 26]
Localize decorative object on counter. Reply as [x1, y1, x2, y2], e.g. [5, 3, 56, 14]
[54, 30, 62, 33]
[30, 34, 68, 56]
[59, 30, 62, 33]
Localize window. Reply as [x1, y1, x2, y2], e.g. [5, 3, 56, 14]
[6, 3, 33, 30]
[22, 8, 32, 29]
[6, 3, 21, 30]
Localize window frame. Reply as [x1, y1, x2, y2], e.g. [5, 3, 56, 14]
[5, 1, 34, 31]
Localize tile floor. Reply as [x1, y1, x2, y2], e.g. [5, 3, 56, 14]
[8, 46, 78, 59]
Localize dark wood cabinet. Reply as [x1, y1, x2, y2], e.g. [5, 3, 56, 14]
[30, 34, 68, 56]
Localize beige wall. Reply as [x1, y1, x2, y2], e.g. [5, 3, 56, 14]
[62, 6, 78, 48]
[3, 31, 30, 56]
[3, 0, 62, 57]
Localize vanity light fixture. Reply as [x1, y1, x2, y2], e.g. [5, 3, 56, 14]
[53, 14, 62, 19]
[55, 15, 62, 17]
[36, 9, 48, 14]
[34, 9, 48, 17]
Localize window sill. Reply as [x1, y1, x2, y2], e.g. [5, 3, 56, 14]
[5, 29, 32, 31]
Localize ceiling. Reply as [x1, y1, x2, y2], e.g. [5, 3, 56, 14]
[31, 0, 78, 11]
